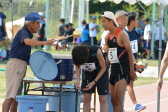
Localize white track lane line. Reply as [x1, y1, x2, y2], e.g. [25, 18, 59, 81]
[125, 97, 168, 110]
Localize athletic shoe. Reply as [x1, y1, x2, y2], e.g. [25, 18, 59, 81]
[146, 57, 150, 60]
[134, 104, 146, 111]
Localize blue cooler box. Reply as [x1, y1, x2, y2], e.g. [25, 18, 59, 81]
[53, 55, 73, 81]
[16, 95, 48, 112]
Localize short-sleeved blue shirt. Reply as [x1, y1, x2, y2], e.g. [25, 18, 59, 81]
[124, 28, 141, 58]
[0, 12, 6, 37]
[81, 29, 89, 42]
[9, 26, 33, 63]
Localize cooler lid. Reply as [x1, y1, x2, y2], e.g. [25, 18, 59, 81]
[52, 54, 72, 59]
[29, 51, 58, 80]
[16, 95, 48, 100]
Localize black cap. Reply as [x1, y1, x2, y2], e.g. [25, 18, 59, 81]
[69, 23, 73, 26]
[144, 18, 149, 22]
[60, 18, 65, 22]
[64, 24, 69, 28]
[85, 24, 89, 29]
[82, 20, 86, 24]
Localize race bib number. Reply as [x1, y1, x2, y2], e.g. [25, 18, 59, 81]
[80, 63, 96, 72]
[108, 48, 119, 63]
[130, 40, 138, 53]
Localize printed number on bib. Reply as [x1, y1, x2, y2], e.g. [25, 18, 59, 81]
[108, 48, 119, 63]
[80, 63, 96, 72]
[130, 40, 138, 53]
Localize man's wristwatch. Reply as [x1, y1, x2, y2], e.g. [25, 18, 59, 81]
[93, 79, 97, 84]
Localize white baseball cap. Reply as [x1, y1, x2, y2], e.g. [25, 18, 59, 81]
[38, 12, 45, 18]
[101, 11, 115, 20]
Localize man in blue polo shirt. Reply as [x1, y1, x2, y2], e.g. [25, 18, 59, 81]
[2, 12, 54, 112]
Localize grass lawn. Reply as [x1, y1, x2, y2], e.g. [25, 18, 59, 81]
[134, 77, 168, 87]
[0, 47, 165, 110]
[138, 59, 159, 67]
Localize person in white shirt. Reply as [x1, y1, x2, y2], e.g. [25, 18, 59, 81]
[144, 18, 151, 60]
[100, 29, 110, 53]
[154, 20, 167, 59]
[89, 16, 99, 45]
[154, 20, 167, 46]
[101, 30, 110, 46]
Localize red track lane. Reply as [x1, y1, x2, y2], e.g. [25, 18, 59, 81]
[80, 81, 168, 112]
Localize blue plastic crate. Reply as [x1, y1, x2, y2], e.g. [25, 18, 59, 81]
[16, 95, 48, 112]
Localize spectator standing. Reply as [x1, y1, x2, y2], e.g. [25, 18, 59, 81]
[154, 20, 167, 59]
[144, 18, 151, 60]
[137, 12, 145, 57]
[100, 29, 110, 46]
[76, 20, 87, 43]
[35, 12, 46, 50]
[137, 13, 145, 30]
[100, 29, 110, 53]
[0, 3, 9, 59]
[56, 18, 65, 50]
[81, 24, 90, 44]
[154, 20, 167, 47]
[89, 16, 99, 45]
[58, 18, 65, 36]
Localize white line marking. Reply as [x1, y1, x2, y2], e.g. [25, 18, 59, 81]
[125, 98, 168, 111]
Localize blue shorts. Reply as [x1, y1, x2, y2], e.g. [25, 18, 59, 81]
[0, 36, 5, 41]
[144, 40, 151, 50]
[0, 31, 5, 41]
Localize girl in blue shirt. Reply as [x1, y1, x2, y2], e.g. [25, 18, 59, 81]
[81, 24, 90, 44]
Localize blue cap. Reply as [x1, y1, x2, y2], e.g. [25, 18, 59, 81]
[92, 16, 96, 19]
[25, 12, 44, 24]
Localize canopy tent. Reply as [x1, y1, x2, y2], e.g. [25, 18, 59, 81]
[96, 0, 168, 112]
[99, 0, 168, 6]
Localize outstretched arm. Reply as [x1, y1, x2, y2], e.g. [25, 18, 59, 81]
[157, 42, 168, 91]
[24, 38, 55, 46]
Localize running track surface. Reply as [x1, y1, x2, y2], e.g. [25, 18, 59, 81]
[80, 81, 168, 112]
